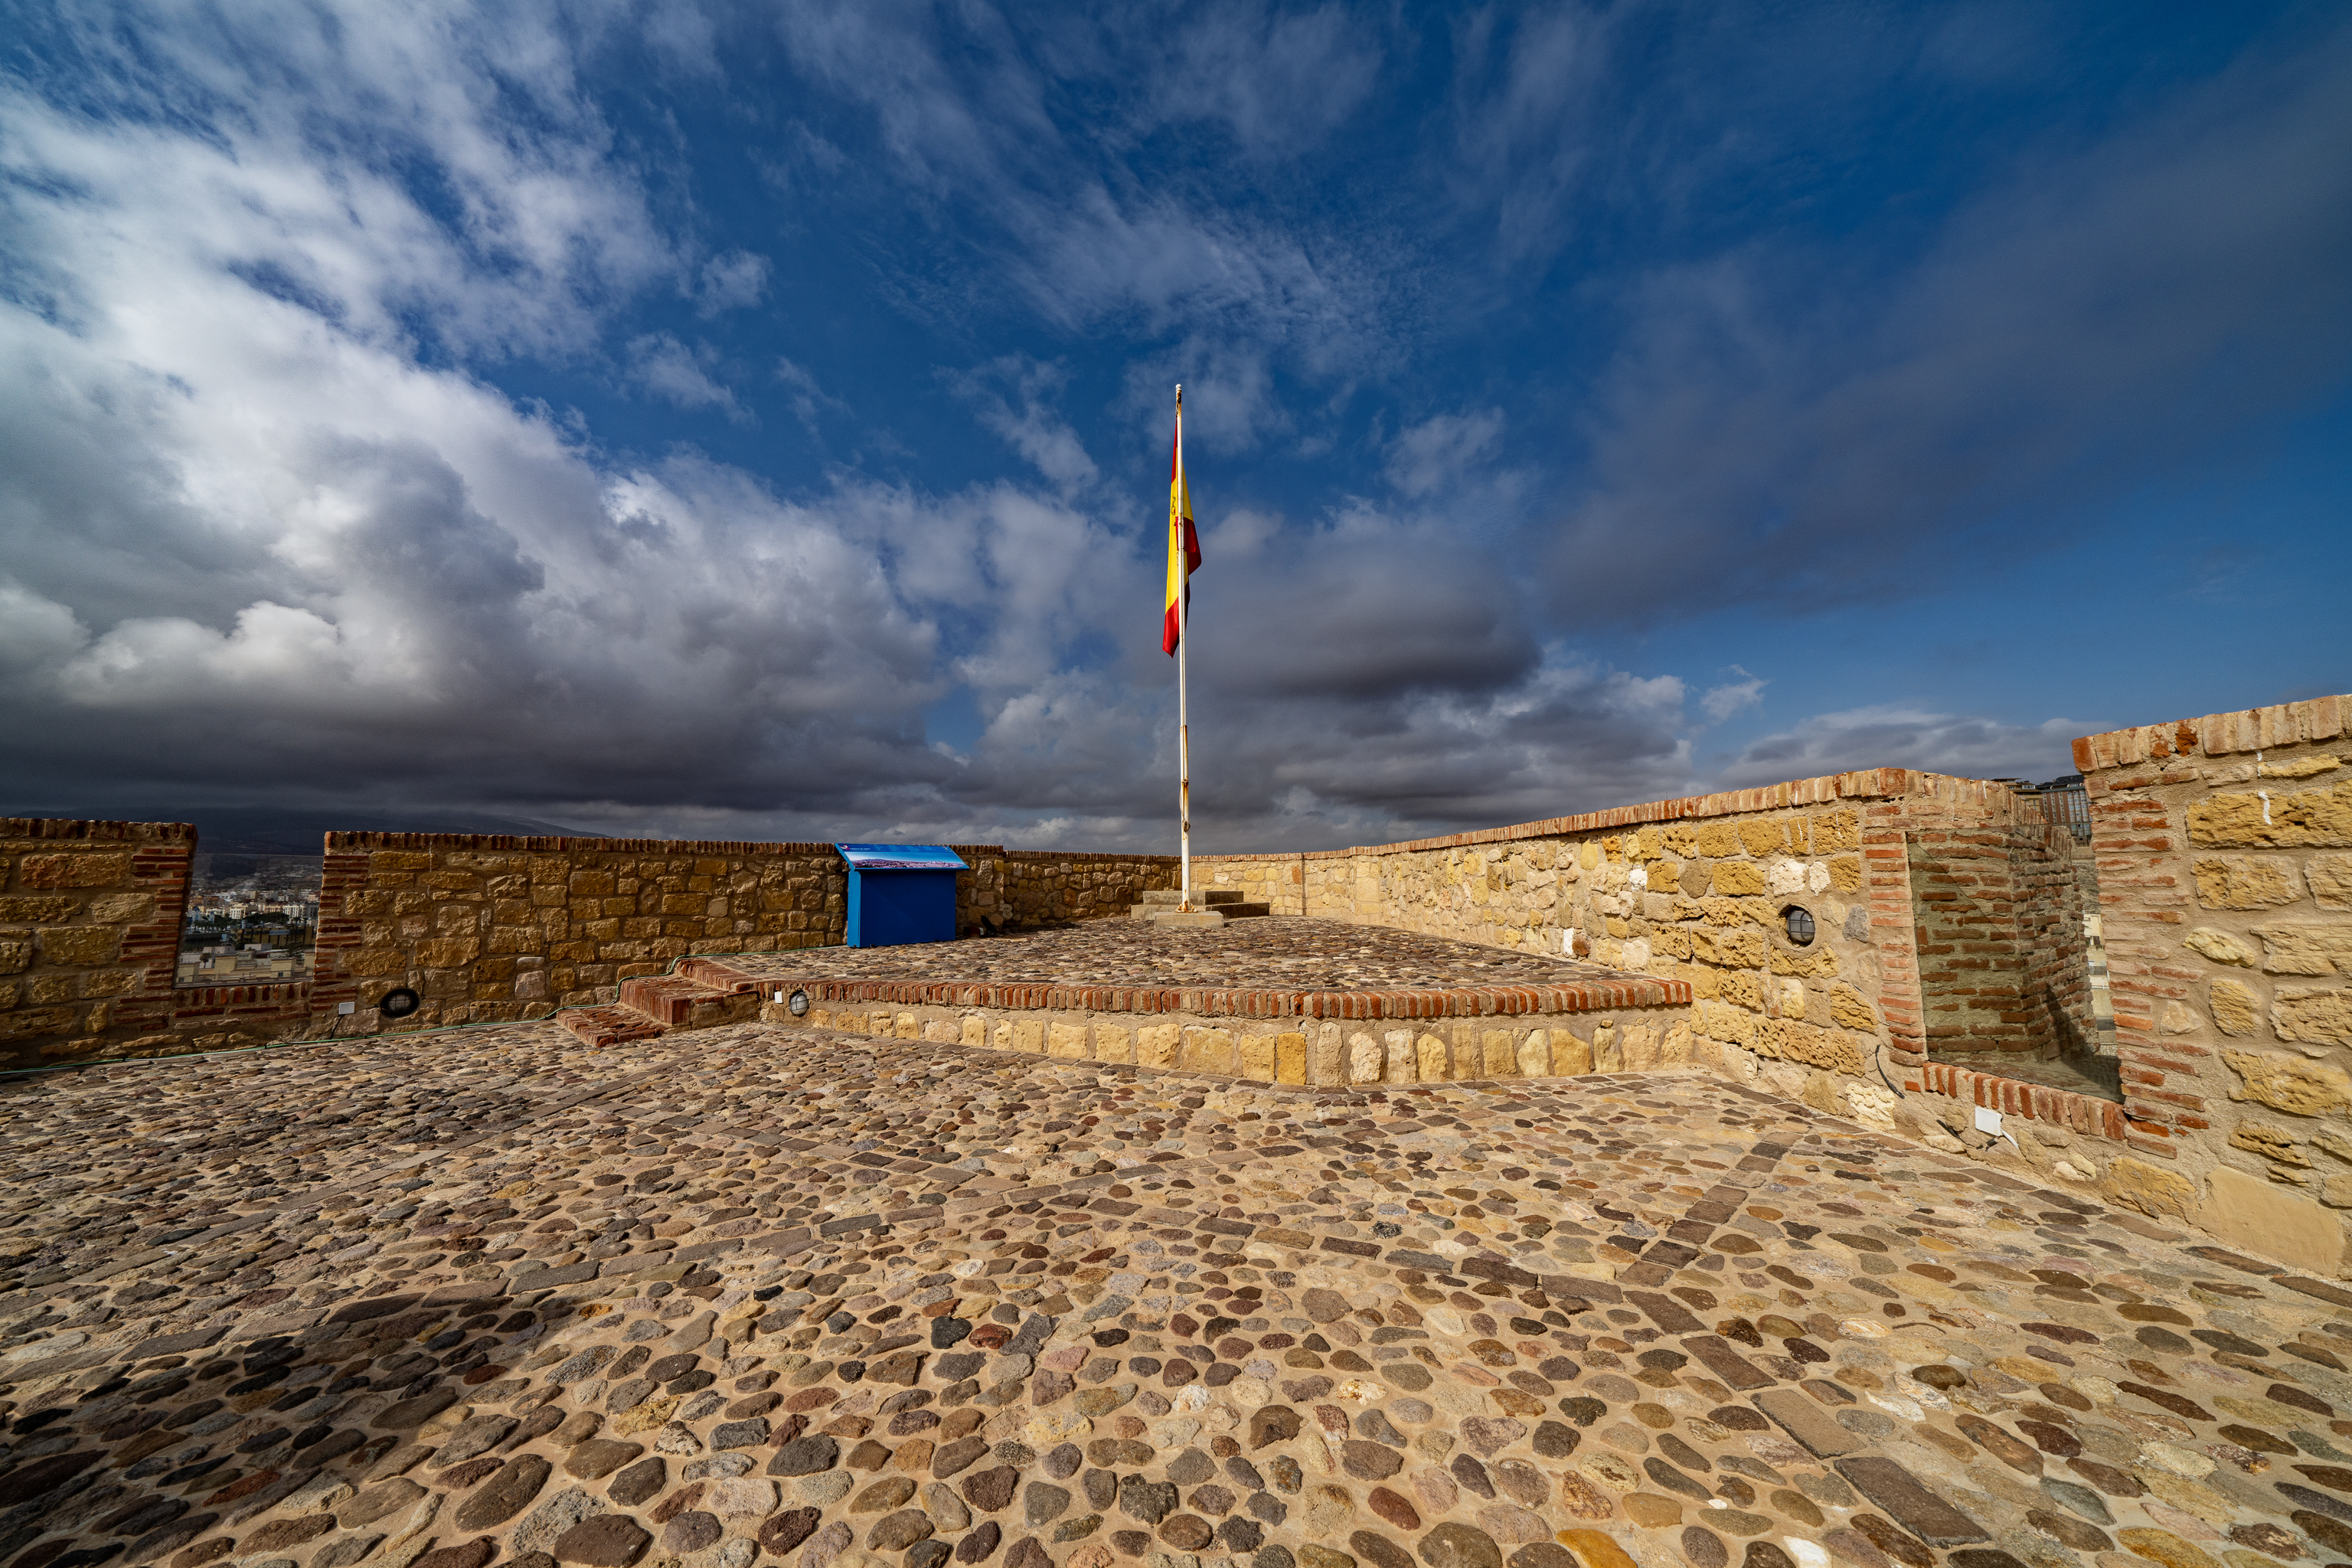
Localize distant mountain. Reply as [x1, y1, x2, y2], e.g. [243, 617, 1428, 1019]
[1, 805, 601, 854]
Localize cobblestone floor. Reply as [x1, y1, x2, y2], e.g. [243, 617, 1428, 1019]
[4, 1023, 2351, 1568]
[715, 922, 1627, 993]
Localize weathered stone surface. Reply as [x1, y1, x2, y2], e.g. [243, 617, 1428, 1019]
[868, 1508, 936, 1551]
[2197, 1165, 2345, 1273]
[564, 1439, 646, 1481]
[553, 1515, 652, 1567]
[2102, 1155, 2197, 1220]
[339, 1478, 426, 1529]
[2276, 986, 2352, 1045]
[608, 1458, 665, 1506]
[2190, 782, 2352, 848]
[1247, 1406, 1299, 1449]
[452, 1455, 552, 1531]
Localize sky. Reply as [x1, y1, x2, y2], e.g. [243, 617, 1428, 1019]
[2, 1, 2348, 854]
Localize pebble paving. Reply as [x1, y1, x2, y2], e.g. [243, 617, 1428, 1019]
[5, 1019, 2352, 1568]
[708, 922, 1627, 993]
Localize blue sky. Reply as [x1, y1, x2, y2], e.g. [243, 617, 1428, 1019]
[2, 2, 2347, 851]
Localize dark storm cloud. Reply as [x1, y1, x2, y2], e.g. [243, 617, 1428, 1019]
[1544, 22, 2352, 622]
[2, 2, 2344, 854]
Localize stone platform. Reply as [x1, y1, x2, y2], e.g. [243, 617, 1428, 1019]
[4, 1021, 2351, 1568]
[689, 922, 1690, 1086]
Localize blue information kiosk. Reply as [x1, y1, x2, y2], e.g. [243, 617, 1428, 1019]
[836, 844, 969, 948]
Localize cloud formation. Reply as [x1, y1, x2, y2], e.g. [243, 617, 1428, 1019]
[2, 1, 2344, 856]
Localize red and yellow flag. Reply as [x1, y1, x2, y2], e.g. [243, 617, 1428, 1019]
[1163, 413, 1200, 655]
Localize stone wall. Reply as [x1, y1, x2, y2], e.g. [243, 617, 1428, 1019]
[1199, 768, 2130, 1187]
[0, 825, 1176, 1069]
[1204, 773, 1948, 1115]
[967, 850, 1180, 929]
[2077, 693, 2352, 1274]
[317, 833, 854, 1035]
[0, 819, 195, 1063]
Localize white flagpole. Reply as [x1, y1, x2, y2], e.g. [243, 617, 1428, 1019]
[1175, 384, 1192, 912]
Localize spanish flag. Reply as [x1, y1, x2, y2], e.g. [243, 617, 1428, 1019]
[1163, 410, 1200, 656]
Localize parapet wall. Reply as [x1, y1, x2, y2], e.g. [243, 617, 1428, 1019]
[1200, 769, 2096, 1117]
[2076, 694, 2352, 1273]
[0, 826, 1175, 1067]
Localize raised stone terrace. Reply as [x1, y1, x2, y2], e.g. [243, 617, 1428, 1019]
[571, 923, 1687, 1076]
[7, 1021, 2352, 1568]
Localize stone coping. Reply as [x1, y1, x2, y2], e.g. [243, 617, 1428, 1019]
[691, 920, 1684, 1020]
[704, 965, 1681, 1020]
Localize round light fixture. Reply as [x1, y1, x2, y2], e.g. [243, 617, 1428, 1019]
[1782, 906, 1815, 946]
[378, 986, 422, 1019]
[788, 989, 809, 1017]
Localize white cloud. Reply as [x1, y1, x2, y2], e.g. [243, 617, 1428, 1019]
[1720, 704, 2089, 789]
[1385, 408, 1505, 498]
[944, 357, 1100, 492]
[627, 334, 745, 419]
[696, 250, 773, 317]
[1700, 667, 1766, 722]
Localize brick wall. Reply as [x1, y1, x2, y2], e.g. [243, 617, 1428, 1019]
[2077, 693, 2352, 1273]
[1904, 799, 2096, 1058]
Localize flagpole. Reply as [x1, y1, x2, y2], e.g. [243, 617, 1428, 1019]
[1175, 384, 1192, 913]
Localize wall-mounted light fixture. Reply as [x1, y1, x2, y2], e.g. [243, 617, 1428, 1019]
[1782, 906, 1815, 946]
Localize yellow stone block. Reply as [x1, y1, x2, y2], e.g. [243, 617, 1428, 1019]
[1047, 1021, 1089, 1058]
[2255, 924, 2352, 975]
[1383, 1030, 1416, 1083]
[1828, 856, 1863, 893]
[1093, 1024, 1130, 1063]
[2184, 927, 2257, 967]
[1274, 1032, 1307, 1083]
[1710, 861, 1766, 897]
[1408, 1033, 1443, 1081]
[1828, 984, 1877, 1031]
[1181, 1026, 1233, 1073]
[2210, 979, 2261, 1036]
[2190, 782, 2352, 848]
[2311, 855, 2352, 911]
[1481, 1030, 1515, 1076]
[2194, 857, 2301, 910]
[2197, 1165, 2345, 1275]
[34, 927, 118, 965]
[1516, 1031, 1551, 1076]
[2274, 988, 2352, 1046]
[1694, 824, 1741, 858]
[1738, 819, 1786, 857]
[1237, 1033, 1276, 1081]
[1136, 1024, 1179, 1070]
[1011, 1018, 1044, 1053]
[2102, 1155, 2195, 1219]
[18, 852, 130, 889]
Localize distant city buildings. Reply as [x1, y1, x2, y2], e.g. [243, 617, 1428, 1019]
[175, 855, 320, 988]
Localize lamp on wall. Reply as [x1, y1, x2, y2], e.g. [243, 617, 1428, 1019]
[1782, 906, 1815, 946]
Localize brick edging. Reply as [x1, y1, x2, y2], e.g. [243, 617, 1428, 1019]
[1907, 1059, 2128, 1142]
[697, 962, 1687, 1019]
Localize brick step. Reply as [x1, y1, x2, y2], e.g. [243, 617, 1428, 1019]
[558, 1004, 668, 1049]
[1135, 888, 1259, 915]
[618, 972, 763, 1030]
[677, 957, 764, 994]
[1138, 900, 1272, 926]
